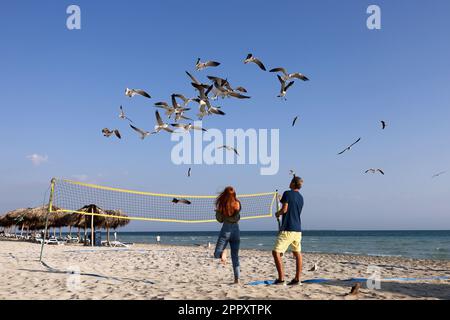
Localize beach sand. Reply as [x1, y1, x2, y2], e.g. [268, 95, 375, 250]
[0, 240, 449, 300]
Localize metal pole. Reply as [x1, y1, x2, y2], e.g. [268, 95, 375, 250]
[91, 207, 94, 247]
[40, 178, 56, 262]
[275, 189, 281, 232]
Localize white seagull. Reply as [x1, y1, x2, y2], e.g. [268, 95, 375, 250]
[270, 67, 309, 81]
[218, 145, 239, 156]
[125, 88, 151, 99]
[102, 128, 121, 139]
[153, 111, 174, 134]
[195, 58, 221, 71]
[119, 105, 133, 123]
[244, 53, 266, 71]
[338, 138, 362, 155]
[171, 123, 207, 132]
[432, 171, 447, 178]
[129, 124, 150, 140]
[277, 75, 295, 100]
[365, 168, 385, 175]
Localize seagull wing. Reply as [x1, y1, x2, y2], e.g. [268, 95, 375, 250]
[186, 71, 200, 85]
[205, 85, 214, 97]
[204, 61, 220, 68]
[135, 89, 151, 98]
[270, 67, 288, 76]
[191, 125, 207, 131]
[377, 169, 385, 175]
[155, 111, 164, 126]
[277, 74, 285, 86]
[245, 53, 252, 60]
[252, 58, 266, 71]
[349, 138, 362, 148]
[130, 124, 145, 135]
[229, 92, 251, 99]
[290, 73, 309, 81]
[114, 130, 121, 139]
[292, 116, 298, 127]
[285, 81, 295, 92]
[234, 86, 248, 93]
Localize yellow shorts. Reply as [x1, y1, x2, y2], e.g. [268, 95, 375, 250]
[273, 231, 302, 253]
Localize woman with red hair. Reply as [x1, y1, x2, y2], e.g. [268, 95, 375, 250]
[214, 186, 241, 284]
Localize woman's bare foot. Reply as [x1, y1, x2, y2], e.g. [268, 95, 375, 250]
[220, 251, 227, 264]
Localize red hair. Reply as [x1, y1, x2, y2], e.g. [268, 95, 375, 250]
[216, 186, 239, 217]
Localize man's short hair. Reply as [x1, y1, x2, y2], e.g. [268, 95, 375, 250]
[290, 176, 303, 189]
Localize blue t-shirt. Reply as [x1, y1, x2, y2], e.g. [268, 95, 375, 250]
[280, 190, 304, 232]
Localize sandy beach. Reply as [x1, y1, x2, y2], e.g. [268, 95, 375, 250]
[0, 239, 449, 300]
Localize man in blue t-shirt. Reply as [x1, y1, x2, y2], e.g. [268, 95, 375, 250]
[272, 176, 304, 285]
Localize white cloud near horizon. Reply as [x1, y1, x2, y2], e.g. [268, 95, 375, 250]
[26, 154, 48, 166]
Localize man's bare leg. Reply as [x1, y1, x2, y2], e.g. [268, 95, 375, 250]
[293, 252, 303, 281]
[272, 251, 284, 281]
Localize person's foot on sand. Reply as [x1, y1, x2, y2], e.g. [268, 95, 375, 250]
[220, 251, 227, 264]
[348, 283, 361, 295]
[234, 278, 240, 285]
[287, 278, 301, 286]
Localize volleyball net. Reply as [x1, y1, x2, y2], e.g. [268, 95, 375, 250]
[49, 179, 277, 223]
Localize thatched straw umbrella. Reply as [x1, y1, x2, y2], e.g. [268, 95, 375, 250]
[4, 208, 29, 236]
[0, 214, 11, 232]
[25, 205, 62, 237]
[73, 205, 106, 246]
[102, 210, 130, 244]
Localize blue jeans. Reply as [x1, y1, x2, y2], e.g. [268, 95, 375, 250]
[214, 222, 240, 279]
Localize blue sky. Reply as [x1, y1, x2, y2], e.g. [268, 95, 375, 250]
[1, 0, 449, 231]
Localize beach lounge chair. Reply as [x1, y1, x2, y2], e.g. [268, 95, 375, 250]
[109, 240, 129, 248]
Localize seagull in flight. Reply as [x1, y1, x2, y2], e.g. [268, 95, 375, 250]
[432, 171, 447, 178]
[102, 128, 121, 139]
[270, 67, 309, 81]
[153, 111, 174, 134]
[244, 53, 266, 71]
[218, 145, 239, 156]
[119, 105, 133, 123]
[381, 121, 387, 130]
[125, 88, 151, 99]
[292, 116, 299, 127]
[129, 124, 150, 140]
[172, 198, 192, 205]
[365, 168, 385, 175]
[195, 58, 221, 71]
[172, 94, 194, 108]
[338, 138, 362, 155]
[277, 75, 295, 100]
[171, 123, 207, 132]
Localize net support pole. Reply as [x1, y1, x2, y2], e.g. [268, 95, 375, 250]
[91, 208, 94, 247]
[39, 178, 56, 262]
[275, 189, 281, 232]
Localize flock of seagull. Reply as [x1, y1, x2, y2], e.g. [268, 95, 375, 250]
[102, 53, 311, 180]
[102, 54, 446, 181]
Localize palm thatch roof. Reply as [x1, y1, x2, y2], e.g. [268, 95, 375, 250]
[102, 210, 130, 229]
[4, 208, 30, 226]
[68, 204, 107, 229]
